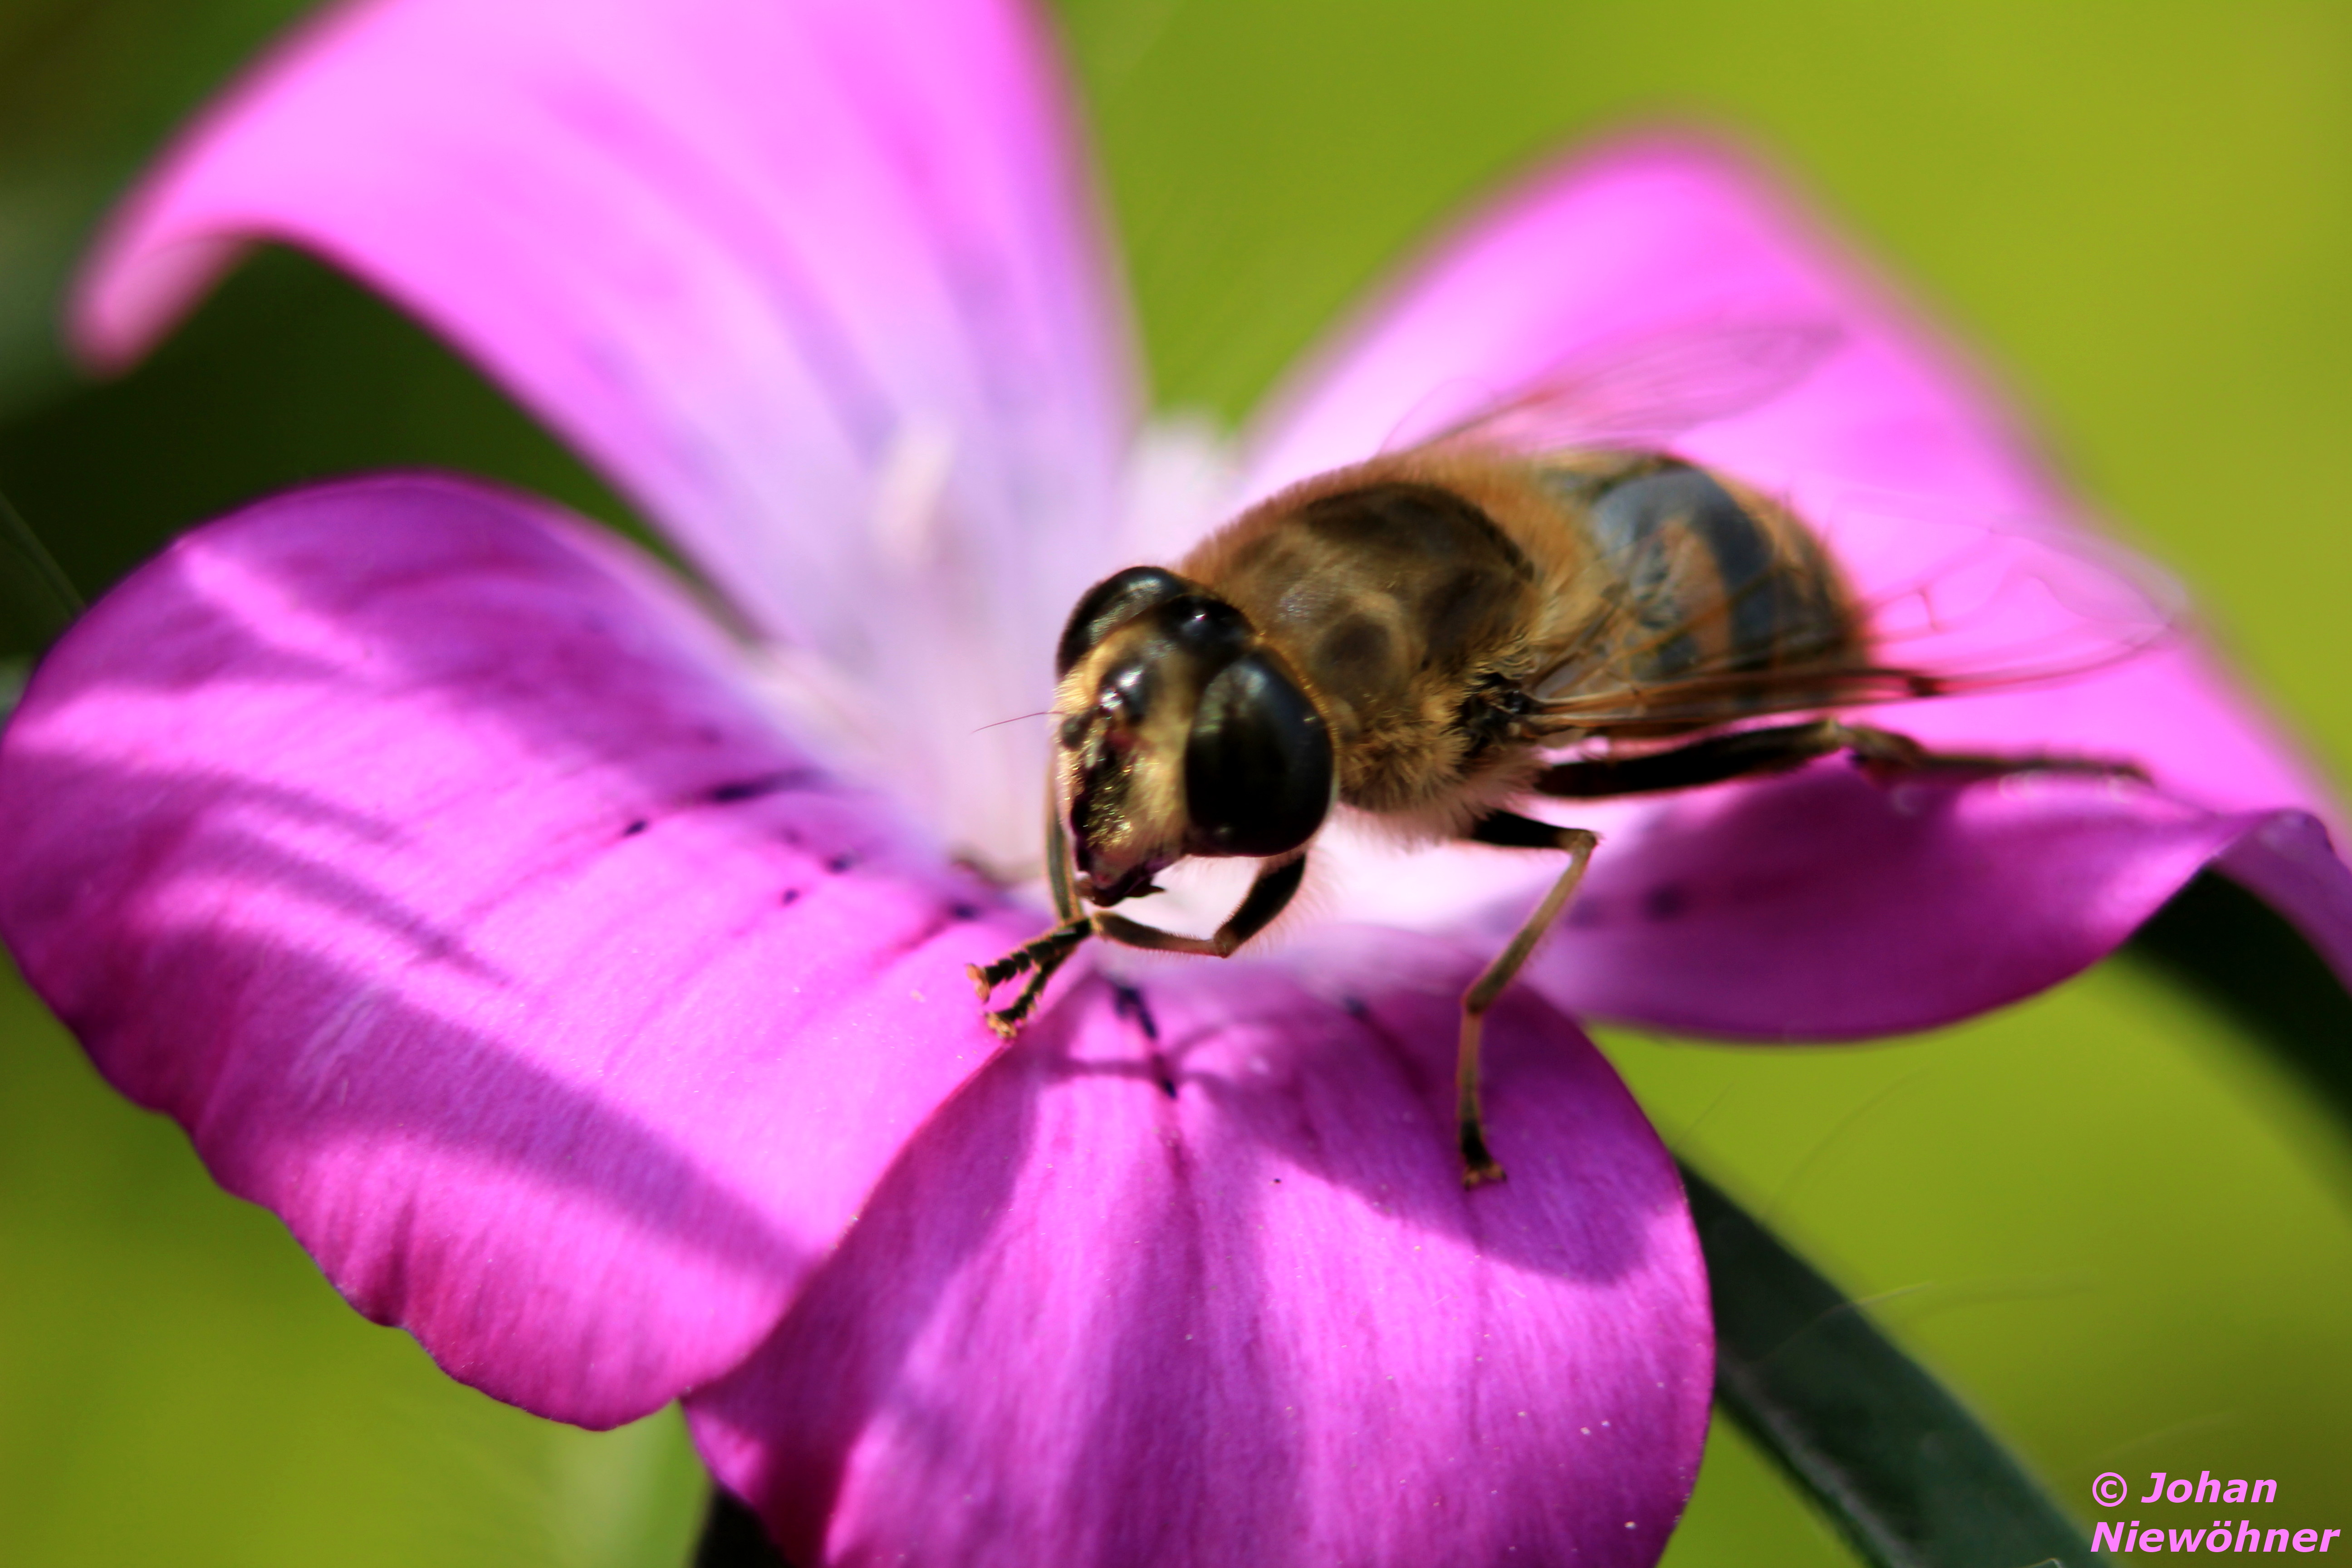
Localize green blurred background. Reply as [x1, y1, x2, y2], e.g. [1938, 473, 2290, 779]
[1, 0, 2347, 1562]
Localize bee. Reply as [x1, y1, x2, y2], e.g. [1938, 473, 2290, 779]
[969, 326, 2166, 1187]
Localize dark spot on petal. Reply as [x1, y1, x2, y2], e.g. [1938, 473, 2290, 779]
[1342, 995, 1368, 1018]
[622, 818, 649, 837]
[825, 853, 857, 874]
[780, 888, 802, 907]
[950, 902, 981, 921]
[709, 769, 820, 804]
[1642, 882, 1691, 922]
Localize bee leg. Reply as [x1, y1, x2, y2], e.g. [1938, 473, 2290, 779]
[1832, 723, 2152, 787]
[1531, 717, 2147, 799]
[1455, 811, 1600, 1189]
[968, 917, 1094, 1039]
[970, 848, 1309, 1041]
[1043, 787, 1083, 923]
[965, 789, 1098, 1040]
[1531, 717, 1854, 797]
[1090, 853, 1309, 958]
[967, 857, 1310, 1060]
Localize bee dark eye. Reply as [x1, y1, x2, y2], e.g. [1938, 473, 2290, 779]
[1056, 567, 1193, 676]
[1183, 651, 1333, 858]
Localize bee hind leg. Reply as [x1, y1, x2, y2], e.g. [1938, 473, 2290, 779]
[1837, 724, 2151, 787]
[1530, 717, 2147, 799]
[1532, 716, 1858, 797]
[1456, 811, 1600, 1189]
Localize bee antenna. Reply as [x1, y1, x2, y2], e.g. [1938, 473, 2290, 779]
[970, 710, 1054, 733]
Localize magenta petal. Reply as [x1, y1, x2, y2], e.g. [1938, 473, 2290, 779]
[0, 476, 1032, 1426]
[2213, 813, 2352, 995]
[1246, 136, 2055, 518]
[1503, 768, 2288, 1038]
[686, 954, 1710, 1567]
[79, 0, 1135, 670]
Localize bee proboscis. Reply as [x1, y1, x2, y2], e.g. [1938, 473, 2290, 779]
[969, 326, 2168, 1186]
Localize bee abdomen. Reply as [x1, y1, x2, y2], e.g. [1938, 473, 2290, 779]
[1571, 459, 1855, 698]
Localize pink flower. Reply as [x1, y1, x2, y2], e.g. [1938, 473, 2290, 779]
[1, 0, 2344, 1563]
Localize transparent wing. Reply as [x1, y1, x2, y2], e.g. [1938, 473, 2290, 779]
[1833, 491, 2184, 689]
[1524, 499, 2184, 733]
[1390, 317, 1847, 457]
[1381, 318, 2184, 732]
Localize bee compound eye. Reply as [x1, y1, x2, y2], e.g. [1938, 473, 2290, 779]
[1183, 651, 1333, 859]
[1056, 566, 1194, 676]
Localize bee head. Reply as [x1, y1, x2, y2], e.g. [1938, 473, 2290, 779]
[1053, 567, 1335, 906]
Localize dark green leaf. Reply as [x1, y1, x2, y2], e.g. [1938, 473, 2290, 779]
[692, 1490, 790, 1568]
[0, 483, 81, 651]
[0, 245, 656, 655]
[0, 0, 331, 417]
[1686, 1161, 2099, 1568]
[2122, 868, 2352, 1133]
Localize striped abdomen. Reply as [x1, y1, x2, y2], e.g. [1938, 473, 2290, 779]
[1539, 456, 1863, 725]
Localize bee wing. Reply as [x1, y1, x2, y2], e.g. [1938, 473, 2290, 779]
[1389, 316, 1846, 457]
[1373, 316, 2182, 731]
[1528, 492, 2185, 731]
[1838, 490, 2183, 683]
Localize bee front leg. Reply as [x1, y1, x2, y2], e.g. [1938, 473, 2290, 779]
[967, 917, 1094, 1039]
[970, 836, 1308, 1039]
[968, 793, 1095, 1039]
[1091, 853, 1308, 958]
[1456, 811, 1600, 1189]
